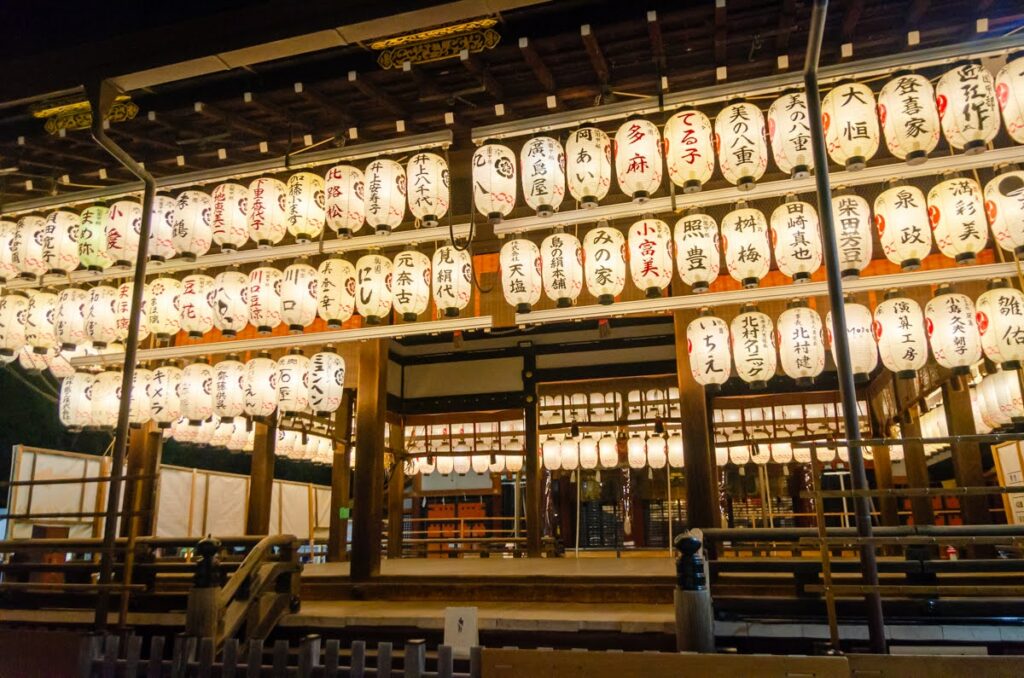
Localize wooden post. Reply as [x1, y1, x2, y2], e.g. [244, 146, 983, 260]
[119, 424, 150, 538]
[523, 349, 543, 557]
[892, 379, 934, 526]
[351, 339, 386, 580]
[387, 417, 405, 560]
[246, 418, 278, 535]
[867, 386, 899, 527]
[941, 378, 991, 526]
[328, 390, 355, 562]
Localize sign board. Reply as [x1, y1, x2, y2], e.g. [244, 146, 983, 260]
[443, 606, 479, 659]
[992, 441, 1024, 525]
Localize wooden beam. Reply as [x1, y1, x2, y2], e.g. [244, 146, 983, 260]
[647, 12, 666, 72]
[523, 349, 543, 557]
[775, 0, 797, 51]
[119, 423, 150, 539]
[940, 378, 991, 526]
[327, 389, 355, 562]
[460, 50, 505, 102]
[714, 0, 728, 66]
[387, 417, 405, 560]
[350, 339, 387, 580]
[841, 0, 866, 42]
[293, 82, 356, 128]
[194, 101, 272, 139]
[242, 92, 298, 129]
[891, 379, 934, 526]
[401, 61, 444, 101]
[580, 24, 610, 85]
[907, 0, 931, 26]
[347, 70, 408, 119]
[246, 418, 277, 535]
[518, 37, 556, 93]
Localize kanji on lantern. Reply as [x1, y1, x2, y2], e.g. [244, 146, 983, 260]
[976, 284, 1024, 369]
[172, 190, 213, 259]
[770, 198, 822, 283]
[997, 54, 1024, 144]
[874, 184, 932, 270]
[566, 127, 612, 207]
[520, 136, 565, 217]
[614, 118, 662, 201]
[925, 290, 981, 374]
[777, 304, 825, 385]
[731, 308, 776, 389]
[665, 109, 715, 192]
[873, 295, 928, 378]
[714, 102, 768, 190]
[583, 224, 626, 305]
[985, 167, 1024, 256]
[673, 212, 719, 293]
[687, 313, 731, 390]
[392, 249, 431, 321]
[822, 81, 880, 170]
[878, 72, 940, 163]
[432, 245, 472, 317]
[284, 172, 326, 243]
[541, 232, 583, 307]
[927, 176, 988, 264]
[768, 92, 813, 178]
[355, 253, 393, 324]
[500, 238, 542, 313]
[406, 153, 450, 226]
[627, 218, 673, 297]
[472, 144, 517, 223]
[721, 204, 770, 288]
[211, 182, 250, 252]
[317, 258, 357, 328]
[246, 177, 288, 247]
[324, 165, 365, 237]
[831, 192, 873, 278]
[936, 61, 1000, 154]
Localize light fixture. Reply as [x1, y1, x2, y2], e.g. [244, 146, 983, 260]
[355, 253, 392, 325]
[77, 205, 113, 272]
[103, 201, 142, 269]
[874, 183, 931, 271]
[364, 159, 407, 234]
[665, 109, 715, 192]
[830, 192, 872, 278]
[42, 210, 81, 275]
[432, 245, 472, 318]
[767, 91, 812, 178]
[878, 72, 940, 163]
[210, 182, 250, 252]
[248, 266, 284, 334]
[821, 80, 879, 170]
[985, 167, 1024, 256]
[721, 203, 770, 288]
[281, 261, 319, 332]
[628, 218, 673, 297]
[243, 353, 278, 419]
[541, 231, 583, 308]
[472, 143, 517, 223]
[686, 312, 731, 390]
[582, 223, 626, 305]
[392, 248, 431, 321]
[213, 357, 246, 422]
[317, 258, 357, 328]
[500, 238, 542, 313]
[825, 301, 878, 382]
[873, 292, 927, 378]
[976, 282, 1024, 369]
[614, 118, 662, 202]
[324, 164, 365, 237]
[924, 289, 981, 375]
[310, 348, 346, 417]
[777, 302, 825, 386]
[997, 54, 1024, 144]
[173, 189, 214, 259]
[730, 306, 776, 389]
[211, 270, 249, 337]
[406, 152, 450, 227]
[179, 273, 216, 338]
[927, 175, 988, 264]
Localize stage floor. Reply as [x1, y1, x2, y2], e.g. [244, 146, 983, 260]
[302, 556, 676, 580]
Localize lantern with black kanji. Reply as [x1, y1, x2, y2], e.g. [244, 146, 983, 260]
[243, 353, 278, 418]
[614, 118, 662, 201]
[355, 253, 392, 324]
[179, 273, 216, 338]
[284, 172, 325, 243]
[770, 197, 822, 283]
[566, 127, 612, 207]
[59, 372, 94, 431]
[14, 215, 48, 279]
[500, 238, 542, 313]
[674, 212, 719, 293]
[874, 183, 932, 270]
[936, 61, 1000, 153]
[924, 289, 981, 374]
[432, 245, 472, 317]
[583, 223, 626, 305]
[213, 357, 245, 421]
[324, 165, 365, 237]
[317, 258, 357, 327]
[665, 109, 715, 192]
[721, 203, 770, 288]
[521, 136, 565, 217]
[976, 282, 1024, 369]
[392, 249, 431, 321]
[77, 205, 113, 272]
[148, 364, 182, 428]
[730, 306, 776, 389]
[927, 175, 988, 264]
[822, 80, 880, 170]
[172, 190, 213, 259]
[25, 291, 57, 353]
[56, 288, 88, 350]
[768, 92, 813, 178]
[211, 270, 249, 337]
[406, 153, 450, 226]
[873, 293, 928, 378]
[714, 101, 768, 190]
[276, 349, 311, 415]
[687, 312, 731, 390]
[247, 266, 283, 334]
[280, 261, 318, 332]
[85, 285, 118, 348]
[42, 210, 80, 275]
[877, 72, 940, 163]
[211, 182, 249, 252]
[364, 159, 406, 234]
[985, 167, 1024, 256]
[310, 348, 346, 416]
[831, 192, 873, 278]
[777, 303, 825, 386]
[997, 54, 1024, 144]
[541, 231, 583, 307]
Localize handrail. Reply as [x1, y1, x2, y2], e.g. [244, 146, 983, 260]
[216, 533, 299, 609]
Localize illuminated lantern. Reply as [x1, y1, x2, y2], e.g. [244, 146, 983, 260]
[247, 177, 288, 247]
[210, 419, 234, 448]
[172, 190, 213, 259]
[874, 183, 931, 270]
[540, 232, 583, 307]
[559, 437, 579, 471]
[768, 92, 812, 178]
[771, 441, 793, 464]
[500, 238, 542, 313]
[505, 451, 524, 473]
[520, 136, 565, 217]
[471, 454, 491, 474]
[721, 204, 770, 288]
[771, 198, 822, 283]
[392, 249, 431, 321]
[170, 417, 194, 444]
[674, 212, 719, 293]
[435, 444, 454, 475]
[227, 419, 251, 451]
[243, 354, 278, 418]
[283, 172, 325, 243]
[55, 288, 89, 350]
[831, 193, 873, 278]
[281, 262, 318, 332]
[247, 266, 283, 334]
[598, 433, 619, 468]
[104, 200, 142, 268]
[925, 290, 981, 374]
[364, 159, 406, 234]
[777, 304, 826, 386]
[210, 182, 249, 252]
[42, 210, 80, 274]
[48, 347, 83, 379]
[0, 220, 18, 282]
[432, 245, 472, 317]
[542, 436, 561, 471]
[180, 361, 214, 424]
[667, 433, 684, 467]
[714, 102, 768, 190]
[730, 307, 776, 389]
[128, 368, 152, 426]
[578, 435, 599, 470]
[994, 368, 1024, 423]
[148, 195, 177, 262]
[614, 118, 662, 201]
[626, 434, 646, 469]
[405, 152, 450, 227]
[59, 372, 94, 431]
[997, 55, 1024, 144]
[628, 218, 673, 297]
[85, 285, 119, 348]
[213, 358, 245, 421]
[18, 345, 52, 372]
[976, 284, 1024, 368]
[25, 291, 57, 353]
[985, 168, 1024, 255]
[324, 165, 365, 237]
[77, 205, 112, 272]
[276, 350, 311, 415]
[92, 371, 123, 429]
[276, 429, 297, 457]
[472, 144, 517, 223]
[310, 349, 345, 416]
[355, 254, 392, 324]
[453, 443, 472, 474]
[583, 224, 626, 304]
[927, 176, 988, 264]
[665, 109, 715, 192]
[13, 215, 47, 279]
[566, 127, 612, 207]
[147, 364, 182, 428]
[873, 294, 928, 378]
[821, 80, 880, 170]
[317, 258, 356, 327]
[646, 435, 667, 469]
[877, 72, 940, 163]
[179, 274, 216, 338]
[687, 313, 731, 390]
[936, 62, 1000, 153]
[826, 302, 878, 381]
[211, 270, 249, 337]
[147, 277, 181, 340]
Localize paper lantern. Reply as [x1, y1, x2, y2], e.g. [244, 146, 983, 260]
[489, 451, 507, 474]
[925, 291, 981, 374]
[76, 206, 112, 272]
[276, 429, 297, 457]
[520, 136, 565, 217]
[994, 368, 1024, 423]
[936, 62, 1000, 153]
[997, 55, 1024, 144]
[392, 249, 431, 321]
[582, 224, 626, 304]
[771, 199, 822, 283]
[646, 435, 667, 469]
[877, 72, 941, 163]
[674, 213, 719, 293]
[13, 216, 47, 279]
[778, 305, 826, 385]
[85, 285, 119, 348]
[310, 349, 346, 416]
[282, 172, 325, 243]
[104, 200, 142, 268]
[667, 433, 684, 467]
[598, 433, 619, 468]
[625, 434, 646, 469]
[505, 452, 524, 473]
[472, 144, 517, 223]
[435, 444, 454, 475]
[317, 258, 356, 328]
[432, 245, 472, 317]
[25, 291, 57, 353]
[0, 220, 18, 282]
[832, 193, 873, 278]
[172, 190, 213, 259]
[147, 277, 182, 339]
[170, 418, 195, 444]
[243, 354, 278, 418]
[578, 435, 599, 470]
[730, 309, 777, 389]
[355, 254, 392, 324]
[281, 262, 318, 332]
[976, 285, 1024, 368]
[873, 295, 928, 378]
[55, 288, 88, 350]
[471, 454, 491, 474]
[664, 109, 715, 192]
[276, 351, 311, 415]
[559, 437, 579, 471]
[180, 361, 214, 424]
[927, 176, 988, 264]
[687, 314, 731, 389]
[542, 436, 560, 471]
[721, 205, 770, 287]
[210, 182, 249, 252]
[92, 370, 123, 429]
[17, 344, 53, 372]
[566, 127, 612, 207]
[826, 302, 878, 381]
[42, 210, 80, 274]
[364, 159, 406, 234]
[178, 274, 216, 338]
[226, 418, 251, 451]
[985, 169, 1024, 255]
[714, 102, 768, 190]
[247, 266, 283, 334]
[211, 270, 249, 337]
[499, 238, 542, 313]
[148, 365, 182, 428]
[47, 347, 82, 379]
[247, 177, 288, 247]
[627, 218, 673, 297]
[406, 152, 450, 226]
[874, 184, 932, 270]
[128, 368, 152, 426]
[59, 372, 95, 431]
[453, 446, 472, 475]
[540, 232, 583, 307]
[768, 92, 813, 178]
[209, 419, 234, 448]
[614, 118, 662, 201]
[148, 195, 177, 262]
[324, 165, 365, 236]
[821, 81, 880, 170]
[210, 358, 246, 422]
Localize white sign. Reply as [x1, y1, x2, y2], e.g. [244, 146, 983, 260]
[443, 606, 479, 659]
[993, 441, 1024, 525]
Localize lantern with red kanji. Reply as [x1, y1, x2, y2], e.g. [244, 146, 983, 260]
[665, 109, 715, 192]
[627, 218, 673, 297]
[614, 118, 662, 202]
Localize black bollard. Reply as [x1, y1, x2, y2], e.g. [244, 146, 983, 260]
[185, 536, 223, 639]
[673, 533, 715, 652]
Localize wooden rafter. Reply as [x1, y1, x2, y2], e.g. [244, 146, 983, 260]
[580, 24, 610, 85]
[714, 0, 728, 65]
[402, 61, 444, 101]
[647, 11, 666, 72]
[518, 37, 556, 93]
[347, 70, 408, 120]
[293, 83, 356, 129]
[841, 0, 866, 42]
[194, 101, 272, 139]
[460, 50, 505, 101]
[776, 0, 797, 51]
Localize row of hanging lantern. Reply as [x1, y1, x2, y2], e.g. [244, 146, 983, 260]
[537, 387, 680, 426]
[713, 435, 878, 466]
[974, 367, 1024, 431]
[162, 415, 256, 452]
[540, 429, 685, 472]
[714, 401, 869, 437]
[402, 422, 527, 477]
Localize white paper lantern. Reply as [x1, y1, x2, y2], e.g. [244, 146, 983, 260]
[280, 262, 318, 332]
[985, 169, 1024, 256]
[489, 452, 507, 474]
[324, 165, 365, 236]
[406, 152, 450, 226]
[59, 372, 95, 431]
[128, 368, 152, 426]
[226, 418, 251, 451]
[624, 434, 646, 469]
[878, 72, 941, 163]
[76, 206, 112, 272]
[687, 314, 731, 389]
[822, 81, 880, 170]
[210, 182, 249, 252]
[178, 274, 216, 338]
[541, 436, 560, 471]
[721, 205, 770, 287]
[674, 213, 719, 293]
[172, 190, 213, 259]
[211, 270, 249, 337]
[874, 184, 932, 270]
[768, 92, 813, 178]
[25, 291, 57, 353]
[614, 118, 662, 201]
[927, 176, 988, 264]
[997, 55, 1024, 144]
[559, 437, 579, 471]
[578, 435, 599, 470]
[936, 62, 1000, 153]
[540, 232, 583, 307]
[148, 195, 177, 262]
[48, 346, 83, 379]
[92, 370, 123, 429]
[210, 419, 234, 448]
[276, 351, 311, 415]
[778, 305, 826, 385]
[0, 220, 19, 282]
[317, 258, 356, 328]
[976, 285, 1024, 368]
[771, 199, 822, 283]
[583, 224, 626, 304]
[104, 201, 142, 268]
[505, 452, 524, 473]
[281, 172, 325, 243]
[627, 218, 673, 297]
[472, 144, 517, 222]
[432, 245, 472, 317]
[247, 266, 283, 334]
[731, 309, 777, 389]
[646, 435, 667, 469]
[667, 433, 684, 467]
[55, 288, 88, 350]
[17, 344, 53, 372]
[873, 295, 928, 378]
[247, 177, 288, 247]
[147, 365, 182, 428]
[180, 361, 214, 423]
[310, 349, 346, 416]
[925, 291, 982, 374]
[147, 277, 181, 339]
[715, 102, 768, 190]
[42, 210, 80, 274]
[994, 368, 1024, 423]
[211, 358, 245, 422]
[664, 109, 715, 192]
[355, 254, 392, 324]
[276, 429, 297, 457]
[566, 127, 612, 207]
[13, 216, 47, 279]
[598, 433, 619, 468]
[365, 159, 406, 234]
[85, 285, 119, 348]
[392, 250, 431, 321]
[832, 193, 873, 278]
[471, 454, 491, 474]
[453, 446, 472, 475]
[520, 136, 565, 217]
[499, 238, 542, 313]
[826, 302, 879, 381]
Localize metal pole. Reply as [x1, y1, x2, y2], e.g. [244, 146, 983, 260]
[803, 0, 887, 653]
[87, 79, 156, 631]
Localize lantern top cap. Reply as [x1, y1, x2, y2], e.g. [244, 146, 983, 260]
[257, 350, 272, 359]
[740, 302, 758, 313]
[885, 178, 907, 190]
[889, 68, 914, 78]
[786, 298, 808, 309]
[783, 193, 800, 204]
[933, 283, 953, 296]
[995, 162, 1021, 173]
[288, 347, 304, 356]
[987, 277, 1009, 290]
[734, 199, 749, 210]
[883, 288, 903, 300]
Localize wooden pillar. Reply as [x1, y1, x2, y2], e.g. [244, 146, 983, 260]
[672, 311, 721, 529]
[867, 386, 899, 527]
[893, 379, 934, 526]
[246, 418, 277, 535]
[523, 349, 543, 557]
[386, 417, 405, 560]
[351, 339, 387, 580]
[328, 389, 355, 562]
[941, 378, 991, 525]
[119, 424, 150, 538]
[137, 427, 163, 536]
